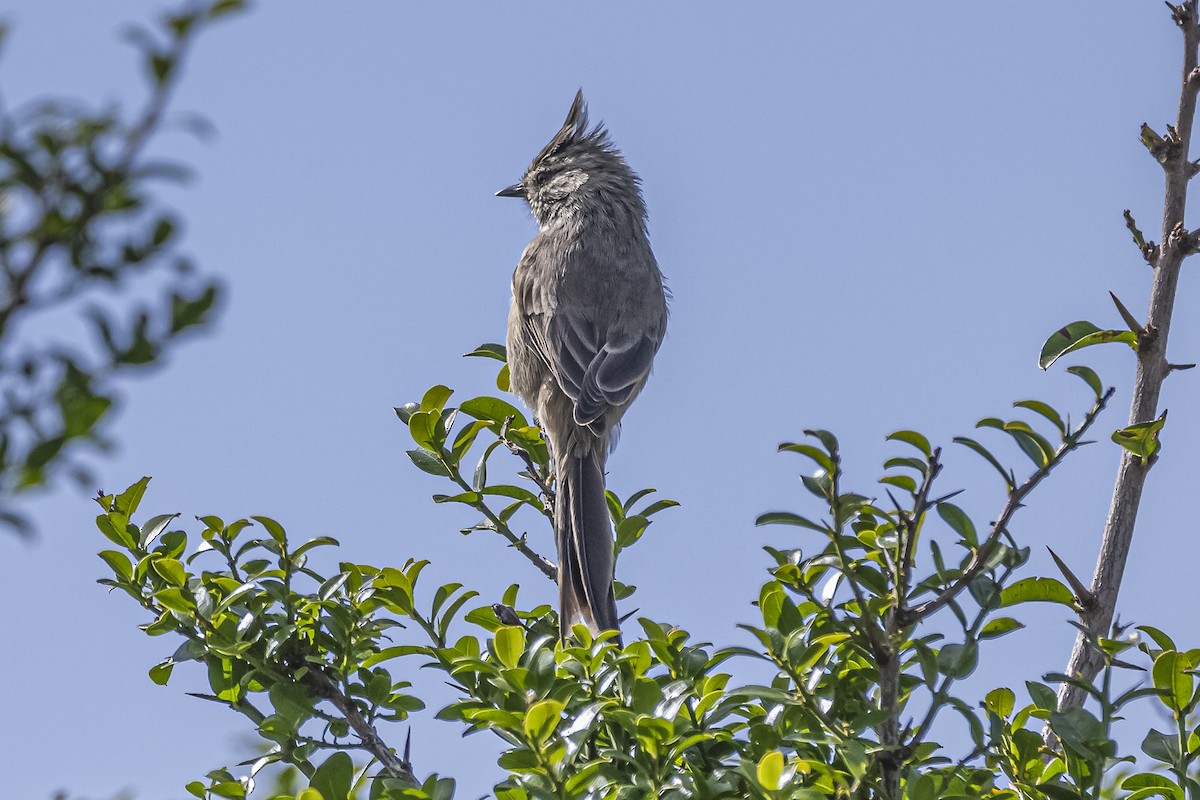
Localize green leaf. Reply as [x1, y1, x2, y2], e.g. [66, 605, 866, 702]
[252, 516, 287, 545]
[886, 429, 932, 458]
[1050, 706, 1106, 757]
[116, 477, 151, 516]
[56, 363, 112, 437]
[953, 437, 1013, 489]
[754, 511, 826, 531]
[140, 513, 179, 549]
[1138, 625, 1178, 652]
[155, 586, 194, 614]
[150, 53, 175, 84]
[1112, 411, 1167, 459]
[270, 680, 316, 727]
[464, 343, 507, 362]
[804, 428, 839, 455]
[214, 580, 258, 614]
[208, 0, 246, 20]
[777, 442, 835, 472]
[450, 420, 489, 464]
[293, 536, 339, 558]
[757, 749, 785, 791]
[1014, 400, 1066, 436]
[880, 474, 917, 492]
[1122, 772, 1184, 800]
[523, 698, 564, 746]
[408, 411, 438, 449]
[937, 641, 978, 678]
[985, 687, 1015, 718]
[493, 625, 525, 669]
[406, 448, 450, 477]
[1067, 365, 1105, 400]
[363, 645, 428, 667]
[1000, 577, 1074, 608]
[459, 396, 528, 429]
[96, 513, 136, 548]
[1152, 650, 1196, 713]
[394, 402, 418, 423]
[170, 285, 219, 333]
[1142, 728, 1181, 764]
[1039, 321, 1137, 370]
[148, 660, 174, 686]
[420, 384, 454, 413]
[152, 557, 187, 586]
[799, 470, 832, 500]
[937, 502, 976, 546]
[979, 617, 1025, 640]
[98, 550, 133, 581]
[996, 421, 1054, 467]
[310, 752, 353, 800]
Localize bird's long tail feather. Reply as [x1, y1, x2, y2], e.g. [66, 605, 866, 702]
[556, 450, 620, 640]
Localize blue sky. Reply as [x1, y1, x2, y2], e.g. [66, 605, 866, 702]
[2, 4, 1197, 799]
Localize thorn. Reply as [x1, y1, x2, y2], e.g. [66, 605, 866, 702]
[618, 607, 640, 625]
[1168, 362, 1197, 371]
[403, 728, 412, 764]
[1048, 546, 1096, 609]
[1109, 291, 1145, 335]
[929, 488, 966, 505]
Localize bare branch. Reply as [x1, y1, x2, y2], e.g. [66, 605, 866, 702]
[1056, 0, 1200, 717]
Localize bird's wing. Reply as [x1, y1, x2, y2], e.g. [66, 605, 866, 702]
[545, 312, 659, 427]
[514, 242, 664, 429]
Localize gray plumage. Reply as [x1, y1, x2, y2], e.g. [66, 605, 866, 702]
[498, 90, 667, 639]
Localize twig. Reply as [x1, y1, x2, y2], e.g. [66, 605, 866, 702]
[898, 388, 1113, 627]
[1056, 1, 1200, 717]
[898, 448, 943, 607]
[500, 415, 555, 514]
[308, 671, 416, 784]
[452, 470, 556, 581]
[0, 20, 191, 343]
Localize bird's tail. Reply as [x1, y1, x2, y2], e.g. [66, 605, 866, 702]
[555, 449, 620, 640]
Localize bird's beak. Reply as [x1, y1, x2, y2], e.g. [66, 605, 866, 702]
[495, 182, 525, 198]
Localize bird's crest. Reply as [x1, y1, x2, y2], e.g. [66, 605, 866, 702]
[533, 89, 613, 166]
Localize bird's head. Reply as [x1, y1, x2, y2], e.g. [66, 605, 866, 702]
[497, 90, 645, 230]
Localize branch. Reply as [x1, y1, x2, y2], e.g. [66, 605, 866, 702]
[1056, 1, 1200, 715]
[452, 469, 557, 581]
[0, 27, 188, 343]
[898, 448, 944, 607]
[898, 388, 1114, 627]
[308, 671, 416, 784]
[501, 416, 555, 512]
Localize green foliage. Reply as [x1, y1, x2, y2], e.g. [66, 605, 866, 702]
[0, 0, 236, 536]
[92, 343, 1200, 799]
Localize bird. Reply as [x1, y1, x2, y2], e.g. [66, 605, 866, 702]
[497, 90, 667, 639]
